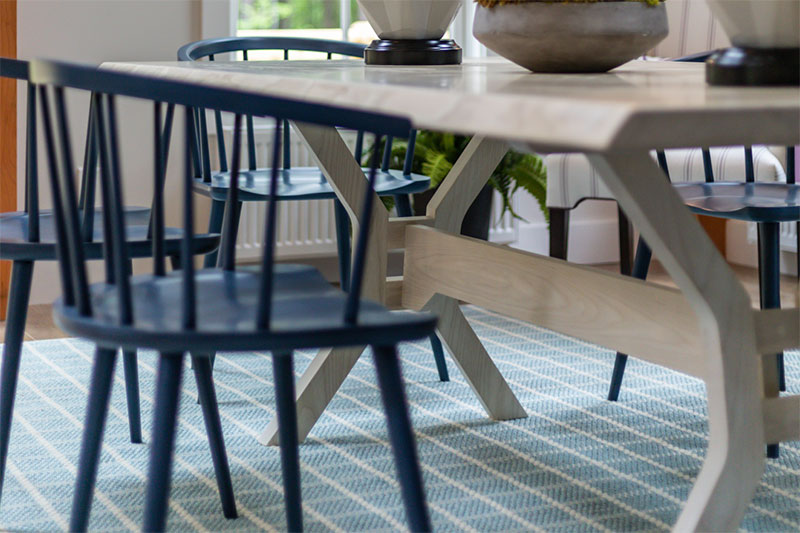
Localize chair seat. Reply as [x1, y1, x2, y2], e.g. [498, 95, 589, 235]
[53, 265, 437, 353]
[193, 167, 431, 201]
[545, 146, 788, 209]
[0, 207, 220, 261]
[675, 182, 800, 222]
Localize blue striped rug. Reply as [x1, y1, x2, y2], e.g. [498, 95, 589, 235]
[1, 305, 798, 532]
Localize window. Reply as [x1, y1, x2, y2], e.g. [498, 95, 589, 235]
[234, 0, 483, 60]
[238, 0, 376, 45]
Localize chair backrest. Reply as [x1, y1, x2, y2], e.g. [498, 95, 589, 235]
[0, 58, 40, 242]
[30, 59, 411, 327]
[656, 145, 795, 185]
[0, 57, 150, 246]
[654, 53, 796, 185]
[177, 36, 415, 182]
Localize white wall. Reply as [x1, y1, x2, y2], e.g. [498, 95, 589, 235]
[17, 0, 231, 304]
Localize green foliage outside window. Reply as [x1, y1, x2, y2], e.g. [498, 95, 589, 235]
[239, 0, 362, 30]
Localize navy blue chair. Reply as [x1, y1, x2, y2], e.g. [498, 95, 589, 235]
[178, 37, 449, 382]
[31, 59, 433, 532]
[604, 52, 797, 459]
[0, 58, 217, 509]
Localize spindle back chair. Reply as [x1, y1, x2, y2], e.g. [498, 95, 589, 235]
[31, 58, 432, 533]
[177, 37, 429, 265]
[178, 36, 450, 382]
[0, 57, 215, 510]
[608, 105, 797, 458]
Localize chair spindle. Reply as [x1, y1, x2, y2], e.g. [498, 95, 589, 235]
[222, 114, 244, 271]
[381, 136, 393, 172]
[256, 119, 283, 330]
[182, 106, 197, 329]
[152, 102, 167, 277]
[283, 119, 291, 170]
[39, 86, 78, 308]
[656, 150, 669, 177]
[92, 95, 117, 286]
[246, 114, 257, 171]
[25, 82, 40, 242]
[354, 130, 364, 162]
[51, 87, 92, 316]
[199, 108, 213, 181]
[403, 130, 417, 175]
[702, 148, 714, 182]
[744, 146, 755, 183]
[100, 94, 134, 324]
[79, 98, 100, 242]
[345, 134, 382, 324]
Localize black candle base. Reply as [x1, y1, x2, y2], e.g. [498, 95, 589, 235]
[706, 46, 800, 86]
[364, 39, 462, 66]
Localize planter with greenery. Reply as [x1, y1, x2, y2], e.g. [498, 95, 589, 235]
[472, 0, 668, 73]
[370, 131, 548, 240]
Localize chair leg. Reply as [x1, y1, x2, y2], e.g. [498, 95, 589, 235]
[191, 354, 237, 519]
[429, 334, 449, 382]
[333, 199, 351, 292]
[203, 198, 227, 268]
[193, 352, 215, 400]
[548, 208, 570, 260]
[272, 351, 303, 532]
[142, 353, 184, 533]
[394, 194, 413, 217]
[372, 344, 431, 532]
[121, 350, 142, 444]
[608, 237, 652, 401]
[120, 260, 142, 444]
[617, 205, 634, 276]
[391, 194, 450, 381]
[758, 223, 783, 458]
[69, 347, 118, 533]
[0, 261, 34, 508]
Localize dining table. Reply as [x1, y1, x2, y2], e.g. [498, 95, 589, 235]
[104, 56, 800, 531]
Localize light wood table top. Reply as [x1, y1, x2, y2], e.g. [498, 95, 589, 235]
[105, 58, 799, 151]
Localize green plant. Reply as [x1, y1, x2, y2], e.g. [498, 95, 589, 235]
[476, 0, 660, 7]
[368, 131, 548, 222]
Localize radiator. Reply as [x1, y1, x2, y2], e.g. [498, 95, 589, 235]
[210, 124, 518, 261]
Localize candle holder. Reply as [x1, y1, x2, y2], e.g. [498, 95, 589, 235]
[706, 0, 800, 86]
[358, 0, 463, 65]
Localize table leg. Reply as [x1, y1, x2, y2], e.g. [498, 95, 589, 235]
[424, 295, 526, 420]
[259, 123, 385, 446]
[424, 136, 526, 419]
[588, 151, 764, 532]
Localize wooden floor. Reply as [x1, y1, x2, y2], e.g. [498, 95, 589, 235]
[0, 261, 796, 342]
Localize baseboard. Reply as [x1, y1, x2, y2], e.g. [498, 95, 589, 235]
[512, 217, 620, 264]
[727, 220, 799, 276]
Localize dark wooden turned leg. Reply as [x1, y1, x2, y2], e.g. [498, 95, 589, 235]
[142, 353, 184, 532]
[758, 223, 782, 458]
[608, 237, 652, 401]
[272, 351, 303, 532]
[121, 350, 142, 443]
[372, 344, 431, 532]
[617, 205, 634, 276]
[548, 208, 570, 261]
[0, 260, 33, 509]
[70, 347, 118, 533]
[191, 354, 237, 519]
